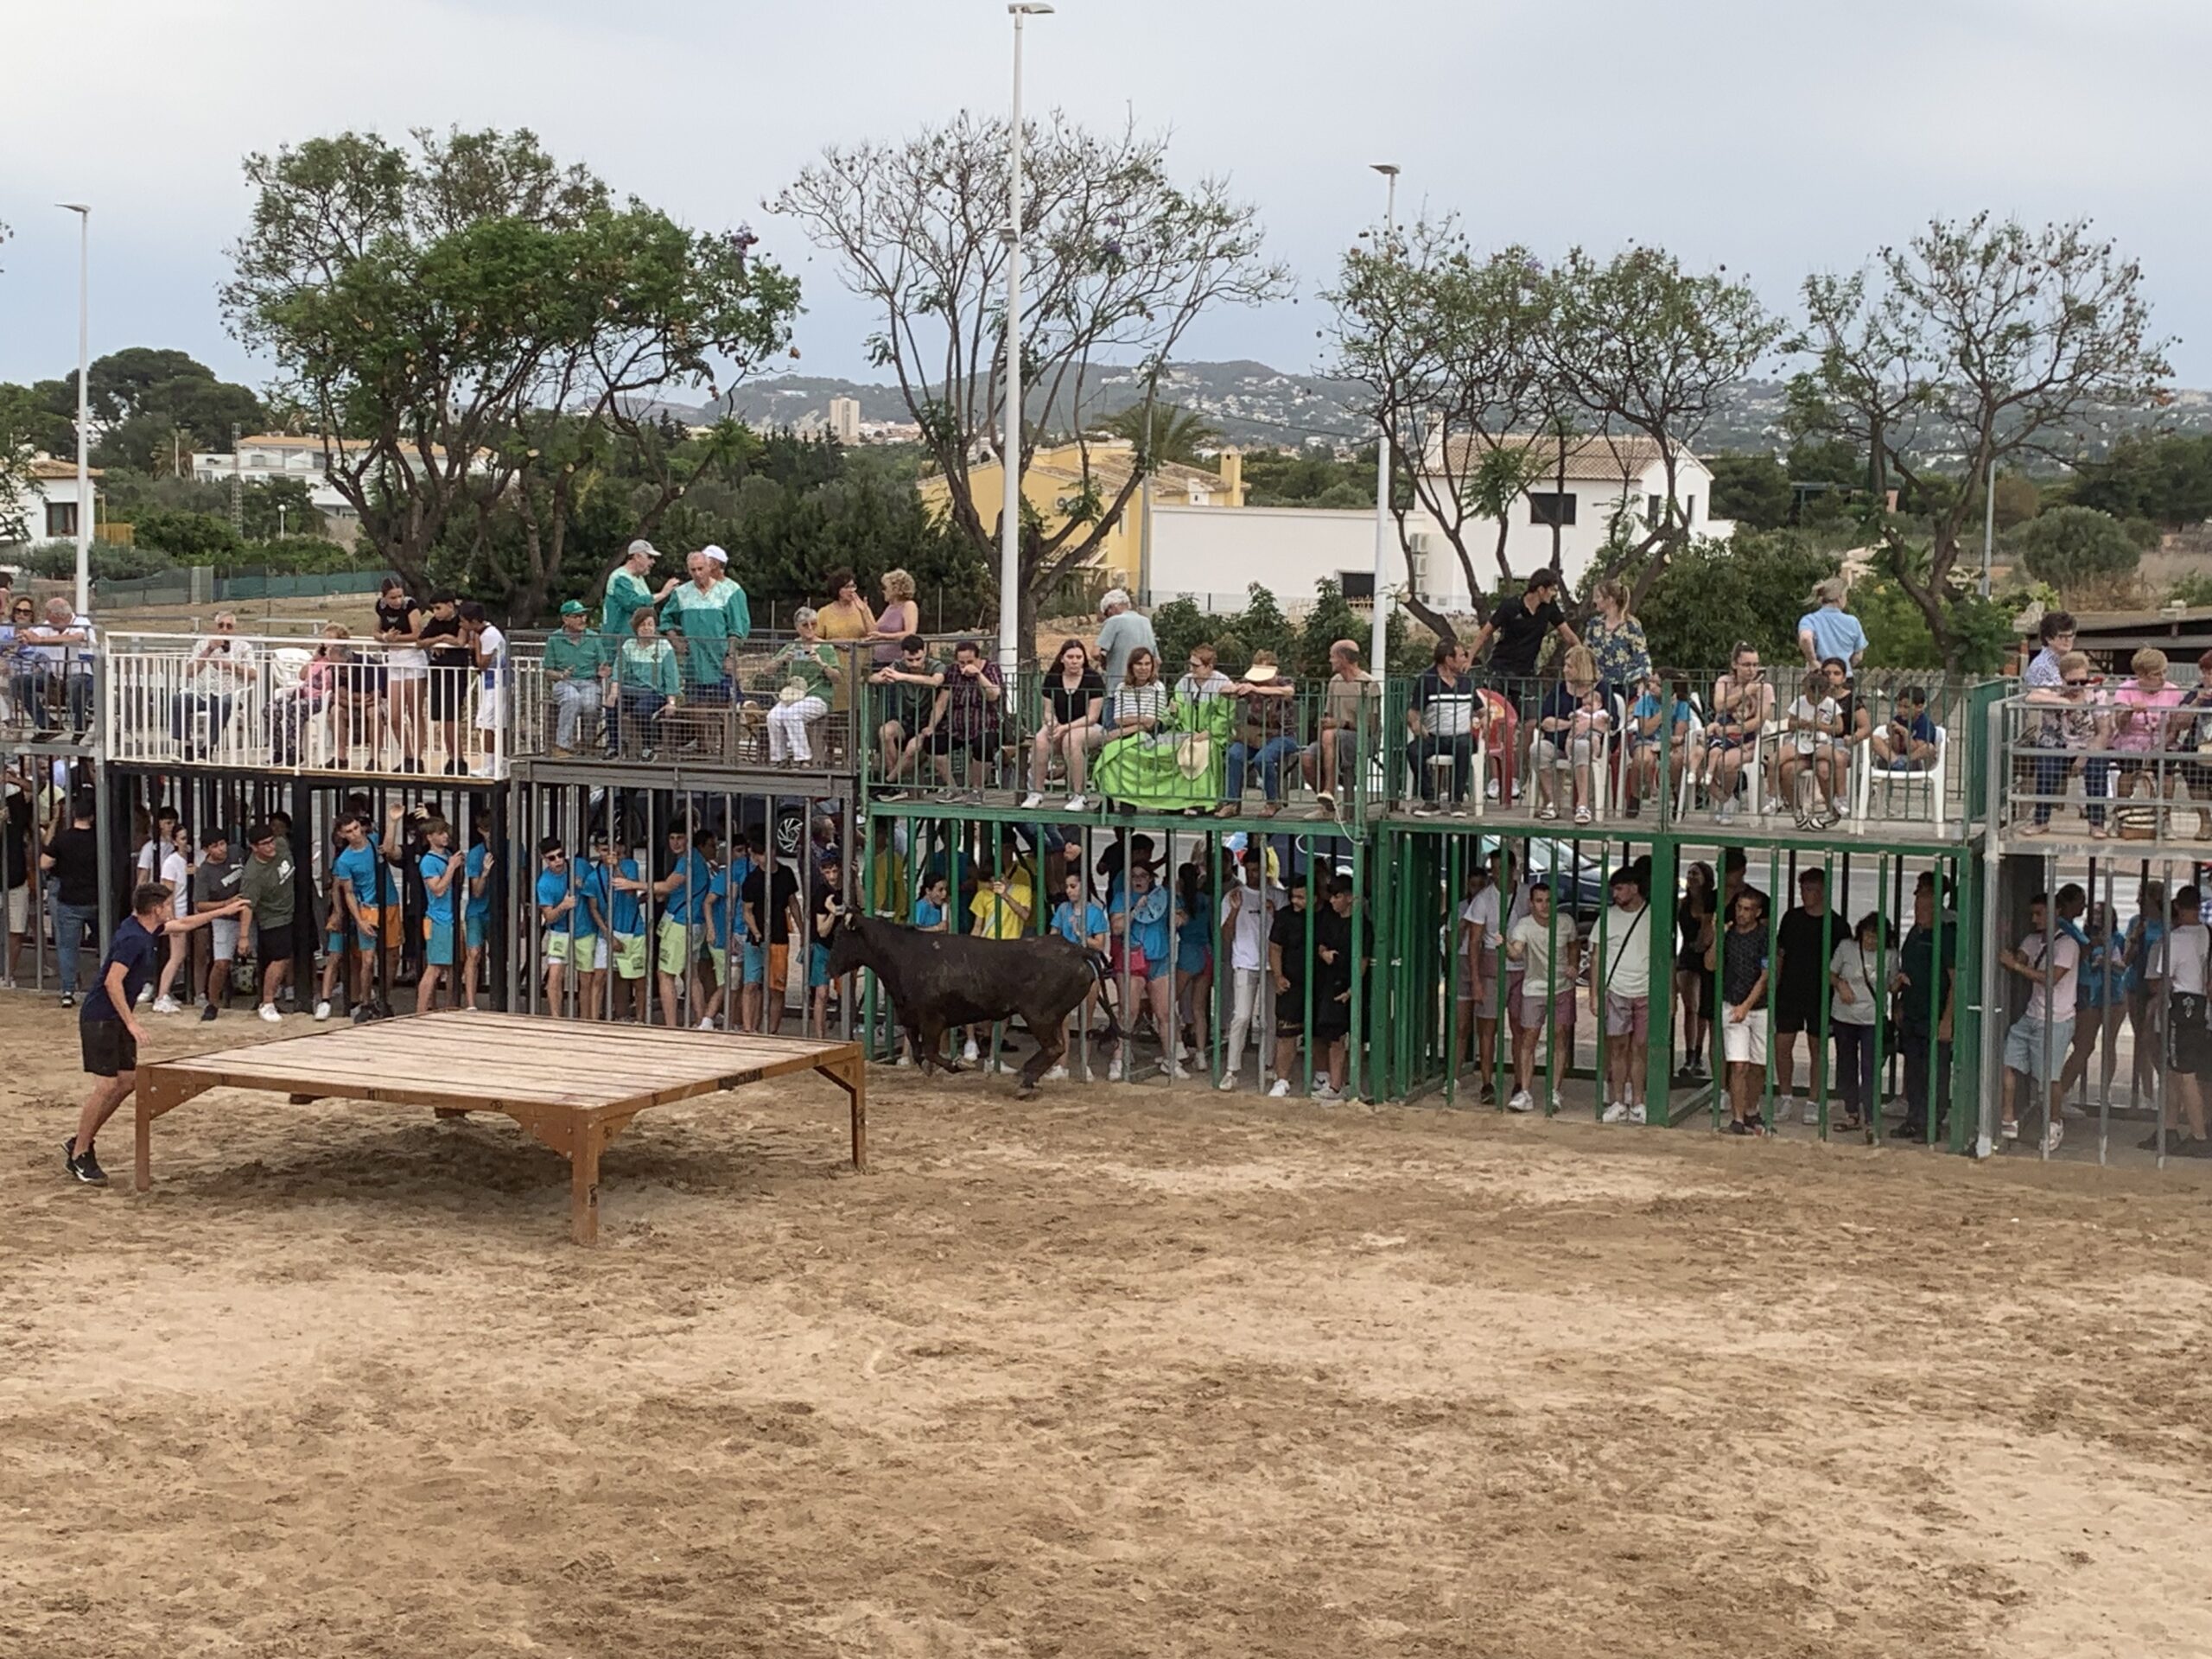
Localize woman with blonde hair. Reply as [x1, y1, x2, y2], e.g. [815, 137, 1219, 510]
[1796, 575, 1868, 675]
[865, 569, 921, 669]
[1586, 578, 1650, 693]
[1531, 645, 1611, 823]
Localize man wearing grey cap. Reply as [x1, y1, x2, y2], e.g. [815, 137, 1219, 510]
[1096, 588, 1155, 696]
[600, 538, 679, 639]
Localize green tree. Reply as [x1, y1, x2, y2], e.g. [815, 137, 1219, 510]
[225, 126, 801, 622]
[2070, 432, 2212, 528]
[777, 111, 1291, 657]
[1240, 446, 1372, 507]
[1706, 454, 1791, 529]
[2008, 504, 2141, 588]
[133, 509, 244, 563]
[1636, 531, 1840, 670]
[1096, 402, 1221, 468]
[0, 385, 43, 543]
[1791, 214, 2171, 661]
[240, 476, 324, 540]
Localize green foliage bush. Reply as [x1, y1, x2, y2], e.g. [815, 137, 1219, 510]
[132, 508, 243, 563]
[1637, 531, 1840, 669]
[2008, 505, 2140, 588]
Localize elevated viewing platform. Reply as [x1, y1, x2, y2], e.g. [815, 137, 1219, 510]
[1987, 680, 2212, 858]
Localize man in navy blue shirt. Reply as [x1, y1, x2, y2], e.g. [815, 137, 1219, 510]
[67, 881, 247, 1186]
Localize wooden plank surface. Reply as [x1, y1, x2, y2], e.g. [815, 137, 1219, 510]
[150, 1012, 859, 1119]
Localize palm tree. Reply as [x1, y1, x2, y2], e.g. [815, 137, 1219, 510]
[1096, 402, 1222, 470]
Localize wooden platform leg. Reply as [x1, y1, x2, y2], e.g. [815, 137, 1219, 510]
[822, 1053, 868, 1173]
[570, 1121, 602, 1245]
[134, 1082, 156, 1193]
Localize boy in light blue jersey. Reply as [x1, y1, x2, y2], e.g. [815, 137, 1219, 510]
[315, 804, 404, 1023]
[534, 836, 576, 1012]
[699, 833, 758, 1030]
[912, 873, 950, 932]
[569, 846, 611, 1018]
[461, 830, 494, 1012]
[652, 824, 712, 1028]
[416, 817, 462, 1013]
[1049, 868, 1115, 1080]
[596, 834, 648, 1021]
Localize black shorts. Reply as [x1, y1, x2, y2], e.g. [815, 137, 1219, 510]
[926, 728, 991, 761]
[429, 670, 467, 719]
[2175, 995, 2212, 1077]
[256, 923, 296, 964]
[1775, 994, 1821, 1035]
[80, 1017, 137, 1078]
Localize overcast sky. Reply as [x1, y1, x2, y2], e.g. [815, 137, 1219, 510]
[3, 0, 2208, 399]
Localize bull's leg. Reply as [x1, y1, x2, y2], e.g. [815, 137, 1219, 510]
[918, 1016, 957, 1075]
[1015, 1014, 1067, 1098]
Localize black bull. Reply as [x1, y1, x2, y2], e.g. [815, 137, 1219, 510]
[825, 912, 1120, 1094]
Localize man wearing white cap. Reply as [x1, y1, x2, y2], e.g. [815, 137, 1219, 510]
[600, 538, 680, 640]
[1096, 588, 1155, 696]
[659, 547, 753, 701]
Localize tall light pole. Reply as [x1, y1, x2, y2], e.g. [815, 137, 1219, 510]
[1368, 165, 1399, 677]
[59, 203, 91, 617]
[1001, 3, 1054, 683]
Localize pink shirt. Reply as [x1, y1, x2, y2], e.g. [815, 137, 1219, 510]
[2109, 680, 2184, 752]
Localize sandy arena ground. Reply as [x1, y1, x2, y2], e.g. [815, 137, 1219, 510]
[4, 999, 2212, 1659]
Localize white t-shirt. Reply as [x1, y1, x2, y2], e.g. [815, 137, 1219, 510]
[160, 847, 189, 919]
[1829, 939, 1879, 1027]
[2164, 923, 2211, 997]
[1510, 912, 1564, 995]
[1789, 695, 1838, 755]
[1459, 887, 1501, 957]
[1218, 881, 1284, 972]
[2021, 932, 2081, 1021]
[1176, 670, 1231, 702]
[1601, 901, 1651, 1000]
[189, 634, 257, 692]
[476, 624, 507, 687]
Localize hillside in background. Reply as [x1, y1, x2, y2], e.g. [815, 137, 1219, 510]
[649, 363, 2212, 460]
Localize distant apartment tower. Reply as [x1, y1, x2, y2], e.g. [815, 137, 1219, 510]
[827, 396, 861, 445]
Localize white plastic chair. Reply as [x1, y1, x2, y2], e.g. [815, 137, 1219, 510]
[1853, 725, 1948, 825]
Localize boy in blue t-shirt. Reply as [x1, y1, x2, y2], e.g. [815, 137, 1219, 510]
[1873, 687, 1939, 772]
[1628, 673, 1697, 812]
[535, 836, 576, 1012]
[315, 804, 404, 1023]
[416, 817, 463, 1014]
[912, 872, 950, 932]
[461, 832, 494, 1012]
[596, 834, 647, 1021]
[570, 848, 610, 1017]
[652, 825, 712, 1028]
[699, 834, 757, 1030]
[65, 880, 248, 1185]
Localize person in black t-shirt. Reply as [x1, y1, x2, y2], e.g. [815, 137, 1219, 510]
[374, 578, 428, 772]
[1310, 876, 1368, 1100]
[1471, 569, 1579, 697]
[1266, 880, 1314, 1096]
[808, 855, 846, 1036]
[38, 791, 102, 1004]
[65, 881, 247, 1185]
[418, 592, 472, 773]
[741, 857, 803, 1034]
[1771, 868, 1848, 1122]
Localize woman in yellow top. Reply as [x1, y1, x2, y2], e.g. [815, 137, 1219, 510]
[812, 569, 871, 713]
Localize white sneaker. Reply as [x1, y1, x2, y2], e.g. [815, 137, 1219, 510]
[1042, 1064, 1068, 1081]
[1163, 1061, 1188, 1080]
[961, 1038, 980, 1064]
[1628, 1102, 1647, 1125]
[2043, 1120, 2066, 1154]
[1108, 1056, 1126, 1082]
[314, 1000, 332, 1021]
[257, 1003, 282, 1025]
[1312, 1081, 1340, 1101]
[696, 1017, 717, 1031]
[1216, 1072, 1236, 1091]
[152, 995, 183, 1014]
[1268, 1078, 1291, 1097]
[893, 1052, 913, 1068]
[1020, 792, 1044, 810]
[1507, 1090, 1535, 1113]
[136, 987, 155, 1007]
[1601, 1100, 1630, 1123]
[1064, 794, 1088, 812]
[1999, 1119, 2020, 1142]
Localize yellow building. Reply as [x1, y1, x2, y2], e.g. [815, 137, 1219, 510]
[918, 439, 1246, 597]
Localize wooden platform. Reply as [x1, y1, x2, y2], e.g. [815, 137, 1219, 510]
[134, 1011, 867, 1243]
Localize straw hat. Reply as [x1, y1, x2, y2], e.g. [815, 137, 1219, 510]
[776, 683, 807, 705]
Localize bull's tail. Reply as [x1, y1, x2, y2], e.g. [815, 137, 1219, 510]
[1086, 951, 1126, 1049]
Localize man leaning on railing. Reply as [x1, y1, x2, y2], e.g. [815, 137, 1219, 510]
[22, 598, 97, 740]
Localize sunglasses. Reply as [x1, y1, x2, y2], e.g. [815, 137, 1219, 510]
[2063, 677, 2089, 687]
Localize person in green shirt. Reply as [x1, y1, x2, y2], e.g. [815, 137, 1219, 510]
[658, 546, 752, 699]
[765, 607, 844, 766]
[543, 600, 611, 753]
[610, 609, 683, 760]
[600, 538, 680, 640]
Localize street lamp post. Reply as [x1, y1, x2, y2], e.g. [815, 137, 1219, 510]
[1001, 3, 1054, 683]
[59, 203, 91, 616]
[1368, 165, 1399, 678]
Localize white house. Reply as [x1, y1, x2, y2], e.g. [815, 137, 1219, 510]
[192, 433, 371, 546]
[0, 455, 103, 547]
[1412, 432, 1731, 594]
[1139, 432, 1731, 615]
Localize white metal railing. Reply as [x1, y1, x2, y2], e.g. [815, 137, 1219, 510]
[1996, 678, 2212, 842]
[102, 630, 538, 778]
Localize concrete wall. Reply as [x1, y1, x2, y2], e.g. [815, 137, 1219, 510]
[1143, 504, 1440, 611]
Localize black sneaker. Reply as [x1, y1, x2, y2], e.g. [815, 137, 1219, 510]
[200, 1003, 219, 1023]
[59, 992, 74, 1008]
[65, 1137, 108, 1185]
[351, 1003, 374, 1025]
